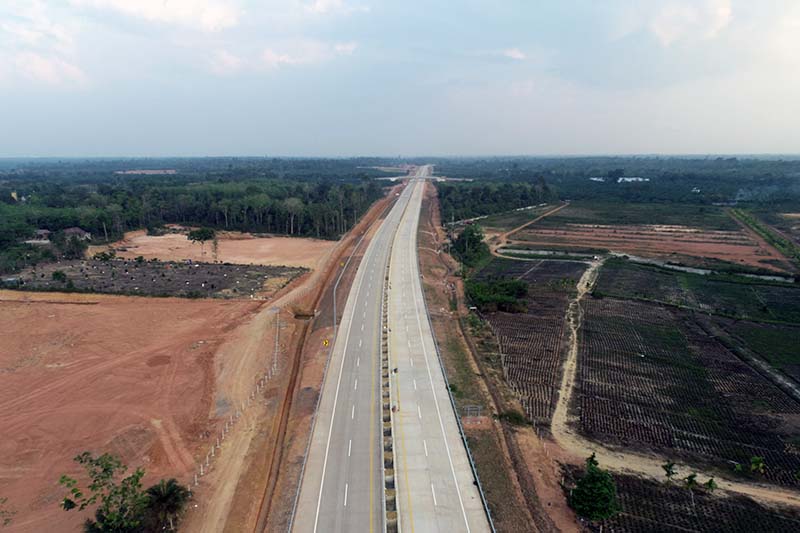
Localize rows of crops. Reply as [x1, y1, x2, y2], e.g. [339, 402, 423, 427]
[574, 297, 800, 488]
[475, 258, 586, 423]
[564, 467, 800, 532]
[595, 258, 800, 323]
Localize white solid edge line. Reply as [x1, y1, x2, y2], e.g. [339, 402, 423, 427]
[406, 182, 472, 531]
[311, 201, 387, 532]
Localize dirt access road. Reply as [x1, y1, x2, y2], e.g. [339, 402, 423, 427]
[488, 202, 569, 255]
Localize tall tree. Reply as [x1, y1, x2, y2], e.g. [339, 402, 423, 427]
[568, 454, 620, 522]
[187, 228, 215, 257]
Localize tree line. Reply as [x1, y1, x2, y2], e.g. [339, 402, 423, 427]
[0, 161, 389, 273]
[437, 180, 556, 222]
[432, 156, 800, 207]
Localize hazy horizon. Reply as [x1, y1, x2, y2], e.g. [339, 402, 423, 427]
[1, 1, 799, 157]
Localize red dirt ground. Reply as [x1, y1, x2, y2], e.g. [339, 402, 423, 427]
[90, 230, 336, 269]
[0, 291, 263, 532]
[512, 223, 792, 272]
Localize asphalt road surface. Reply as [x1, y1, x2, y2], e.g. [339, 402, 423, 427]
[293, 167, 489, 533]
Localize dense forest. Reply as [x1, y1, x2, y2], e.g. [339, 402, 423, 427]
[437, 180, 556, 222]
[432, 156, 800, 221]
[0, 158, 393, 273]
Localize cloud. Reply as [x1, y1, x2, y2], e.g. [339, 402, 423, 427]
[649, 0, 732, 46]
[334, 41, 358, 55]
[69, 0, 241, 32]
[304, 0, 369, 15]
[502, 48, 526, 60]
[261, 40, 358, 68]
[13, 51, 87, 85]
[0, 1, 86, 86]
[209, 49, 244, 75]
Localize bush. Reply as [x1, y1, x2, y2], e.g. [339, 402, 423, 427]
[498, 409, 527, 426]
[93, 250, 116, 261]
[52, 270, 67, 283]
[466, 279, 528, 313]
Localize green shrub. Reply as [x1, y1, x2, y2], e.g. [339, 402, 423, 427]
[569, 454, 621, 522]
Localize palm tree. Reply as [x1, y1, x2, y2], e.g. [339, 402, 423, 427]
[750, 456, 765, 475]
[145, 479, 190, 531]
[684, 473, 698, 511]
[703, 478, 717, 493]
[662, 462, 677, 481]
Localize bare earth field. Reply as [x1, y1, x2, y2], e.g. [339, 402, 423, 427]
[0, 291, 264, 532]
[512, 223, 790, 273]
[92, 230, 336, 269]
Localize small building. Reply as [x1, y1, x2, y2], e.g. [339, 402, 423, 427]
[63, 227, 92, 241]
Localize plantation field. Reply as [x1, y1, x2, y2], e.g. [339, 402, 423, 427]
[479, 204, 553, 232]
[508, 201, 792, 273]
[716, 320, 800, 382]
[474, 258, 586, 423]
[594, 258, 800, 324]
[534, 202, 739, 230]
[563, 467, 800, 533]
[573, 297, 800, 488]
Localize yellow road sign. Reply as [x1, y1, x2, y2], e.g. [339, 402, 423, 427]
[323, 339, 329, 346]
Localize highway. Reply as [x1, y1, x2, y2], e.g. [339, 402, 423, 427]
[388, 178, 489, 533]
[292, 166, 489, 533]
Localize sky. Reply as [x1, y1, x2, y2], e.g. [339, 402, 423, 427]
[0, 0, 799, 157]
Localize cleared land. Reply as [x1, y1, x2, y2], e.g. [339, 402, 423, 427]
[11, 259, 304, 299]
[756, 210, 800, 247]
[509, 202, 792, 273]
[0, 291, 264, 532]
[95, 229, 336, 269]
